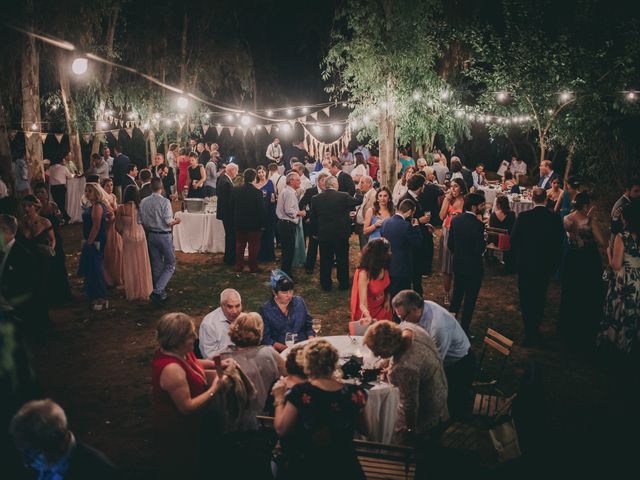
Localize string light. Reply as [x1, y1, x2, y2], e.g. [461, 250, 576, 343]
[341, 102, 347, 107]
[216, 123, 222, 128]
[177, 96, 189, 109]
[301, 107, 309, 114]
[266, 110, 273, 117]
[331, 124, 339, 132]
[280, 123, 291, 132]
[286, 108, 293, 116]
[165, 119, 173, 126]
[559, 91, 573, 103]
[412, 91, 422, 100]
[142, 122, 150, 129]
[426, 100, 434, 108]
[496, 91, 508, 102]
[625, 91, 637, 101]
[30, 123, 38, 131]
[440, 89, 450, 100]
[226, 114, 234, 121]
[241, 115, 252, 126]
[99, 121, 109, 129]
[71, 57, 88, 75]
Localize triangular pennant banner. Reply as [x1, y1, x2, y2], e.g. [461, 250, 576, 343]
[125, 128, 134, 138]
[203, 124, 210, 135]
[250, 127, 256, 135]
[189, 123, 196, 132]
[215, 126, 223, 135]
[322, 106, 330, 116]
[177, 121, 184, 130]
[54, 133, 64, 143]
[25, 131, 34, 139]
[125, 121, 130, 128]
[82, 133, 91, 143]
[112, 129, 120, 140]
[311, 112, 318, 120]
[265, 125, 272, 134]
[289, 120, 296, 128]
[229, 127, 236, 136]
[39, 132, 48, 143]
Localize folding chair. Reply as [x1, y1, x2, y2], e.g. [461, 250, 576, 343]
[473, 328, 514, 394]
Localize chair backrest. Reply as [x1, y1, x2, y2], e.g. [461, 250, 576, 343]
[476, 328, 514, 388]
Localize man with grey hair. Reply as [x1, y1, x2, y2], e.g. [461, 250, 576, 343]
[392, 289, 474, 419]
[10, 399, 116, 479]
[310, 175, 360, 291]
[199, 288, 243, 358]
[276, 172, 306, 276]
[355, 175, 376, 248]
[291, 161, 312, 192]
[217, 162, 239, 266]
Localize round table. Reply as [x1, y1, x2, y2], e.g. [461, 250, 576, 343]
[477, 186, 501, 206]
[281, 335, 399, 444]
[173, 211, 225, 253]
[65, 177, 86, 223]
[492, 194, 534, 216]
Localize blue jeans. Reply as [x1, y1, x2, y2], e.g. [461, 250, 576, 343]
[147, 232, 176, 298]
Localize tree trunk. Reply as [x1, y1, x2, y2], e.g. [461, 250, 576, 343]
[539, 134, 546, 165]
[0, 102, 11, 159]
[20, 0, 44, 182]
[563, 143, 576, 182]
[378, 111, 396, 189]
[148, 129, 157, 159]
[58, 52, 83, 174]
[179, 11, 188, 90]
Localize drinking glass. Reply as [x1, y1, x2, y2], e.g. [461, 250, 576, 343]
[312, 319, 322, 336]
[285, 332, 296, 349]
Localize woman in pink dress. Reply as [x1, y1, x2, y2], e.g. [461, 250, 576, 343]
[177, 148, 190, 197]
[438, 178, 467, 305]
[116, 185, 153, 300]
[100, 178, 123, 287]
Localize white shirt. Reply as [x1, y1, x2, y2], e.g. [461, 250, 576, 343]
[103, 155, 114, 174]
[269, 172, 286, 196]
[48, 164, 73, 186]
[266, 142, 283, 162]
[299, 175, 312, 193]
[199, 307, 235, 358]
[509, 160, 527, 176]
[276, 185, 300, 223]
[472, 171, 486, 189]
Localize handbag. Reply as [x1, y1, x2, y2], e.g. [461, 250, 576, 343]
[497, 233, 511, 251]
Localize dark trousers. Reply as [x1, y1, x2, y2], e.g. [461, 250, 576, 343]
[354, 223, 367, 249]
[305, 235, 319, 271]
[277, 219, 298, 276]
[423, 232, 434, 275]
[518, 272, 551, 342]
[318, 238, 350, 290]
[235, 230, 262, 271]
[222, 218, 236, 265]
[444, 351, 476, 420]
[388, 275, 412, 300]
[50, 184, 69, 221]
[412, 248, 424, 296]
[449, 271, 482, 333]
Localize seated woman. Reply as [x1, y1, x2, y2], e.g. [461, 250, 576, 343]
[546, 177, 564, 211]
[272, 339, 368, 480]
[490, 195, 516, 233]
[152, 313, 225, 479]
[350, 238, 392, 334]
[501, 170, 520, 193]
[364, 321, 448, 446]
[259, 270, 315, 352]
[363, 186, 394, 241]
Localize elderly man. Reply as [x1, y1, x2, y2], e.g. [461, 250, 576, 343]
[276, 172, 306, 276]
[10, 399, 117, 479]
[355, 175, 376, 248]
[310, 176, 360, 291]
[139, 179, 181, 306]
[199, 288, 243, 357]
[392, 289, 475, 419]
[291, 161, 312, 192]
[216, 162, 239, 266]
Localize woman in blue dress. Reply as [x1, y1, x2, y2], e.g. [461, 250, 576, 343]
[255, 166, 277, 261]
[78, 182, 109, 311]
[363, 187, 394, 242]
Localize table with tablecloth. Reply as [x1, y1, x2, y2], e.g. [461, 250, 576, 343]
[65, 177, 86, 223]
[172, 211, 225, 253]
[281, 335, 400, 444]
[492, 194, 534, 216]
[477, 185, 501, 206]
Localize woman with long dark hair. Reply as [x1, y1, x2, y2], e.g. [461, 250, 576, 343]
[254, 165, 277, 261]
[439, 178, 468, 305]
[363, 187, 394, 242]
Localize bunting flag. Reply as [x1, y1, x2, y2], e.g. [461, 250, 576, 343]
[9, 130, 17, 140]
[189, 123, 196, 132]
[39, 132, 48, 143]
[54, 133, 64, 143]
[288, 120, 296, 128]
[202, 124, 210, 135]
[125, 121, 130, 128]
[82, 133, 91, 143]
[322, 106, 331, 116]
[25, 131, 34, 139]
[250, 127, 256, 135]
[229, 127, 236, 136]
[264, 125, 272, 134]
[124, 128, 134, 138]
[311, 112, 318, 120]
[215, 126, 223, 135]
[112, 129, 120, 140]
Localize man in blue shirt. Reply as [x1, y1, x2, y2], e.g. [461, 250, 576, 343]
[392, 289, 475, 419]
[139, 179, 181, 306]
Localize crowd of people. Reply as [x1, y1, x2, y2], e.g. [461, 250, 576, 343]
[2, 137, 640, 479]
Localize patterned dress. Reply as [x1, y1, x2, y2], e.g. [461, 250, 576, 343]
[598, 232, 640, 355]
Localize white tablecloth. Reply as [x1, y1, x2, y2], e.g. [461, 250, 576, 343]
[492, 195, 534, 217]
[173, 211, 225, 253]
[65, 177, 86, 223]
[281, 335, 399, 443]
[477, 186, 500, 206]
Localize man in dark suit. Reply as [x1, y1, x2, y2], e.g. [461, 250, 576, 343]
[230, 168, 266, 273]
[299, 172, 329, 273]
[158, 164, 176, 199]
[381, 199, 423, 298]
[216, 163, 239, 266]
[510, 187, 564, 345]
[447, 193, 486, 333]
[123, 164, 138, 190]
[138, 169, 153, 200]
[310, 176, 360, 291]
[329, 159, 356, 196]
[397, 174, 433, 295]
[420, 168, 444, 228]
[282, 139, 308, 173]
[196, 142, 210, 166]
[537, 159, 560, 189]
[111, 144, 130, 201]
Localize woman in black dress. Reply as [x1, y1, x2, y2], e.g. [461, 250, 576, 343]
[272, 339, 368, 480]
[187, 152, 206, 198]
[489, 195, 516, 271]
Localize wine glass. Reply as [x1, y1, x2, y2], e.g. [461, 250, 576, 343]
[285, 332, 296, 350]
[312, 319, 321, 336]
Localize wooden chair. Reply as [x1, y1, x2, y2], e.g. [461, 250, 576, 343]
[474, 328, 514, 394]
[354, 439, 416, 480]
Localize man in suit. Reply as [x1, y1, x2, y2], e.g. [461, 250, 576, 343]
[216, 162, 239, 266]
[157, 164, 176, 199]
[310, 176, 360, 291]
[354, 175, 377, 249]
[397, 174, 433, 296]
[537, 160, 560, 189]
[230, 168, 266, 273]
[420, 167, 444, 228]
[381, 199, 423, 297]
[123, 164, 138, 190]
[138, 169, 153, 200]
[111, 144, 130, 202]
[452, 157, 473, 191]
[510, 187, 564, 345]
[447, 193, 487, 334]
[196, 142, 210, 166]
[299, 172, 329, 273]
[329, 159, 356, 196]
[282, 139, 308, 173]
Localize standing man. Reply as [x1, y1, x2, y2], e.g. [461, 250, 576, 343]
[266, 137, 283, 173]
[124, 164, 138, 189]
[112, 144, 130, 202]
[610, 177, 640, 242]
[196, 142, 210, 166]
[48, 157, 74, 223]
[355, 175, 376, 248]
[102, 147, 114, 178]
[231, 168, 266, 273]
[381, 199, 423, 298]
[276, 172, 306, 277]
[310, 176, 360, 291]
[537, 160, 560, 189]
[447, 192, 486, 334]
[510, 187, 564, 346]
[282, 139, 308, 173]
[329, 159, 356, 196]
[138, 179, 181, 306]
[299, 171, 328, 274]
[268, 162, 286, 196]
[199, 289, 243, 358]
[138, 169, 153, 200]
[217, 162, 238, 266]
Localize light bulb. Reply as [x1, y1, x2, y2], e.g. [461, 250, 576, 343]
[266, 110, 273, 117]
[177, 97, 189, 109]
[71, 57, 88, 75]
[496, 91, 508, 102]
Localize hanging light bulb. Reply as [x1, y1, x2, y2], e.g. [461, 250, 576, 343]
[341, 102, 347, 107]
[558, 91, 573, 103]
[266, 110, 274, 117]
[241, 115, 252, 126]
[286, 108, 293, 116]
[226, 114, 234, 122]
[30, 123, 38, 131]
[142, 122, 150, 129]
[71, 57, 88, 75]
[412, 91, 422, 100]
[177, 96, 189, 109]
[301, 107, 309, 114]
[625, 91, 637, 101]
[496, 91, 508, 102]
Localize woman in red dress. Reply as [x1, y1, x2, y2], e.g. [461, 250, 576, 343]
[177, 147, 191, 197]
[350, 238, 393, 334]
[152, 313, 225, 478]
